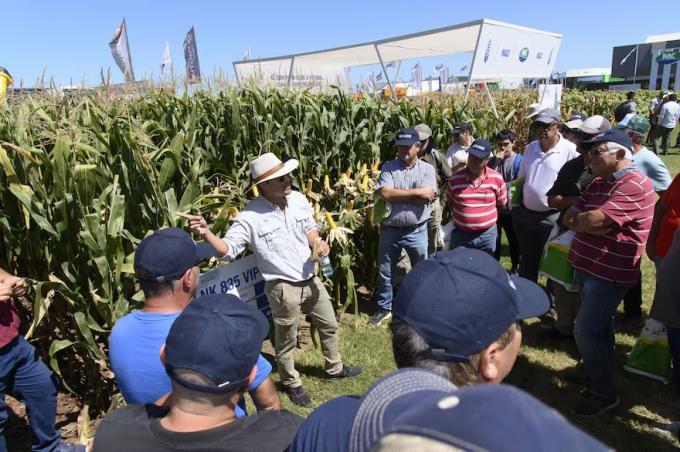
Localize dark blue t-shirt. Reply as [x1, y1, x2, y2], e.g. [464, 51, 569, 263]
[288, 396, 359, 452]
[109, 310, 271, 417]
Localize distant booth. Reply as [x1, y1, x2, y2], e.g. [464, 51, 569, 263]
[233, 18, 563, 111]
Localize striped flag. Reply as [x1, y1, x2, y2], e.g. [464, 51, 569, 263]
[183, 27, 201, 81]
[109, 19, 134, 82]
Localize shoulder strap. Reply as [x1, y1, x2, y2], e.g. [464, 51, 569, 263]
[513, 155, 522, 178]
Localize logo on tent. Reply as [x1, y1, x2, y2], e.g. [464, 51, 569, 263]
[484, 40, 492, 63]
[536, 52, 543, 60]
[501, 49, 511, 58]
[519, 47, 529, 62]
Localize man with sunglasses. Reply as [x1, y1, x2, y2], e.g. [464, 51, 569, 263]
[544, 116, 610, 337]
[513, 109, 579, 282]
[563, 129, 655, 416]
[185, 152, 362, 407]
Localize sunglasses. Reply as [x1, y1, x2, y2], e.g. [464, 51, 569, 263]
[496, 141, 513, 147]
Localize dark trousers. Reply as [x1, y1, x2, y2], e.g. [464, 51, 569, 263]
[0, 336, 60, 452]
[512, 206, 560, 282]
[622, 272, 643, 318]
[668, 327, 680, 393]
[495, 212, 520, 269]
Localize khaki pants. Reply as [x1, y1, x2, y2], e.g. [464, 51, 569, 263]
[427, 198, 444, 256]
[553, 283, 580, 336]
[265, 277, 342, 388]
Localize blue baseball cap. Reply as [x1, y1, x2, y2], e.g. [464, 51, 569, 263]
[164, 294, 269, 393]
[393, 248, 550, 362]
[134, 228, 218, 282]
[394, 128, 420, 146]
[582, 128, 633, 152]
[351, 370, 608, 452]
[468, 138, 493, 159]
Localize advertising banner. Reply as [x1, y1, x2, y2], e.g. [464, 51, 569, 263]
[469, 22, 561, 81]
[235, 60, 350, 91]
[198, 255, 271, 319]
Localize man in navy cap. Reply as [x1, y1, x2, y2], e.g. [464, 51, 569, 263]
[564, 129, 655, 416]
[95, 295, 303, 451]
[289, 248, 550, 452]
[368, 128, 438, 327]
[349, 368, 607, 452]
[446, 138, 507, 255]
[109, 228, 280, 416]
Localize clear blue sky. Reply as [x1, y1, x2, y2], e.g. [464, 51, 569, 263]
[5, 0, 680, 87]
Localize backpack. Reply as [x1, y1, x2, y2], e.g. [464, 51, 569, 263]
[512, 154, 522, 179]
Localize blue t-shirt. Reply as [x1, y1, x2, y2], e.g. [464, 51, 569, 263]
[109, 310, 272, 417]
[631, 147, 672, 193]
[288, 395, 359, 452]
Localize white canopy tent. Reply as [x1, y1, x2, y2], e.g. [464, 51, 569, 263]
[233, 18, 562, 105]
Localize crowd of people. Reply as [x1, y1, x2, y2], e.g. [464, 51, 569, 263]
[0, 92, 678, 450]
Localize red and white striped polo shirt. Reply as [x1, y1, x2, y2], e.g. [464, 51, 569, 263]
[446, 166, 507, 232]
[568, 169, 655, 287]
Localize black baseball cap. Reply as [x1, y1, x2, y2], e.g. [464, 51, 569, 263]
[394, 128, 420, 146]
[164, 294, 269, 393]
[451, 122, 473, 135]
[582, 128, 632, 152]
[134, 228, 218, 282]
[393, 248, 550, 362]
[468, 139, 492, 159]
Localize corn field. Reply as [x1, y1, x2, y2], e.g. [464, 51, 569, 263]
[0, 86, 660, 412]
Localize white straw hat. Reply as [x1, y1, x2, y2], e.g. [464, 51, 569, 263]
[250, 152, 299, 185]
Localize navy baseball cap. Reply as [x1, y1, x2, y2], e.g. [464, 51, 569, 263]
[532, 108, 562, 124]
[468, 139, 492, 159]
[451, 122, 473, 135]
[134, 228, 218, 282]
[351, 371, 608, 452]
[393, 248, 550, 362]
[395, 128, 420, 146]
[164, 294, 269, 393]
[582, 128, 633, 152]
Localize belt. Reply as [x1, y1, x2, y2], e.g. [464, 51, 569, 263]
[381, 221, 427, 231]
[520, 204, 559, 216]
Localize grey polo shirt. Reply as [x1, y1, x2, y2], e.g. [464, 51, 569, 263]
[375, 158, 437, 227]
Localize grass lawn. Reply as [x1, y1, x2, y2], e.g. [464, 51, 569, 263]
[261, 149, 680, 451]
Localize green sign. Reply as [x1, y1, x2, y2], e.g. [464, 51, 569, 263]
[656, 48, 680, 65]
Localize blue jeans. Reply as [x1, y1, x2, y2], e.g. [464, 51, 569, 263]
[450, 224, 497, 256]
[0, 336, 60, 452]
[375, 223, 428, 311]
[573, 271, 629, 398]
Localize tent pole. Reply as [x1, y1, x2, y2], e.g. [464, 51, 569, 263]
[286, 57, 295, 88]
[233, 62, 242, 89]
[465, 21, 484, 102]
[484, 82, 499, 119]
[374, 44, 397, 102]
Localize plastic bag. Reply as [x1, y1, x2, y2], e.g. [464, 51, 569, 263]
[509, 177, 525, 208]
[624, 318, 672, 384]
[440, 221, 455, 250]
[538, 230, 578, 292]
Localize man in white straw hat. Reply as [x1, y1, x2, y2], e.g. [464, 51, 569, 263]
[183, 152, 362, 407]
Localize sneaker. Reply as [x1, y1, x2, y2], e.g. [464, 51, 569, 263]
[328, 365, 363, 382]
[286, 386, 312, 407]
[572, 390, 620, 417]
[368, 309, 392, 327]
[539, 308, 558, 329]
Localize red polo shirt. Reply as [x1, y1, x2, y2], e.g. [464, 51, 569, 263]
[656, 173, 680, 257]
[568, 169, 655, 287]
[0, 299, 20, 348]
[446, 166, 507, 232]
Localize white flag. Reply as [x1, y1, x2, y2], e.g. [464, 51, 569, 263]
[243, 47, 251, 61]
[109, 19, 134, 82]
[376, 72, 383, 81]
[411, 62, 422, 89]
[160, 42, 172, 78]
[367, 72, 375, 91]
